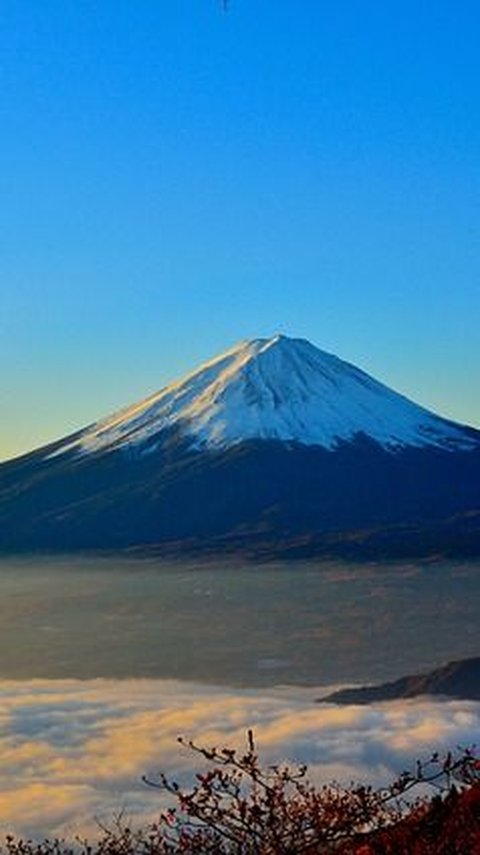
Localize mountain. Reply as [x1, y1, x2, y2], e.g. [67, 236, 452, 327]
[318, 657, 480, 704]
[1, 334, 480, 557]
[40, 335, 478, 457]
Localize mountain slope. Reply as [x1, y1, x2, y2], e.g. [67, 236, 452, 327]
[318, 657, 480, 704]
[45, 335, 476, 458]
[1, 335, 479, 557]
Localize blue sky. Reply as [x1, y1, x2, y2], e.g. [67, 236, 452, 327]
[1, 0, 479, 460]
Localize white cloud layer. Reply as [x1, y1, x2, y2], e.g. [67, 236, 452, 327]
[0, 679, 479, 841]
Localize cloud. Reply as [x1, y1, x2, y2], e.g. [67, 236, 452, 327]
[0, 678, 478, 841]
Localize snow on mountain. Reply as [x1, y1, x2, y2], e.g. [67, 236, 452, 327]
[47, 335, 477, 459]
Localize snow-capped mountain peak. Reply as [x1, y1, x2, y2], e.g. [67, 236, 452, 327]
[48, 335, 477, 458]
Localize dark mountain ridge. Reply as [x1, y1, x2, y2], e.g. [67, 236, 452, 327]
[318, 657, 480, 704]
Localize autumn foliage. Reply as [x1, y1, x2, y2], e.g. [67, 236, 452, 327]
[3, 732, 480, 854]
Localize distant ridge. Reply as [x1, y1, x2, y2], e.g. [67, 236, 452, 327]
[0, 335, 479, 557]
[318, 657, 480, 704]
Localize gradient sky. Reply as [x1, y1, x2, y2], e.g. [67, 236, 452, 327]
[1, 0, 479, 461]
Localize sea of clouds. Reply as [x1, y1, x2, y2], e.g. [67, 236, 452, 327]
[0, 679, 479, 842]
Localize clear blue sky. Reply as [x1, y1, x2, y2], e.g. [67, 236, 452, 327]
[1, 0, 479, 461]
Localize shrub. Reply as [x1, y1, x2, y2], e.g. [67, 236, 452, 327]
[2, 733, 479, 854]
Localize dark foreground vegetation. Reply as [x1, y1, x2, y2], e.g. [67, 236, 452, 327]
[3, 733, 480, 854]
